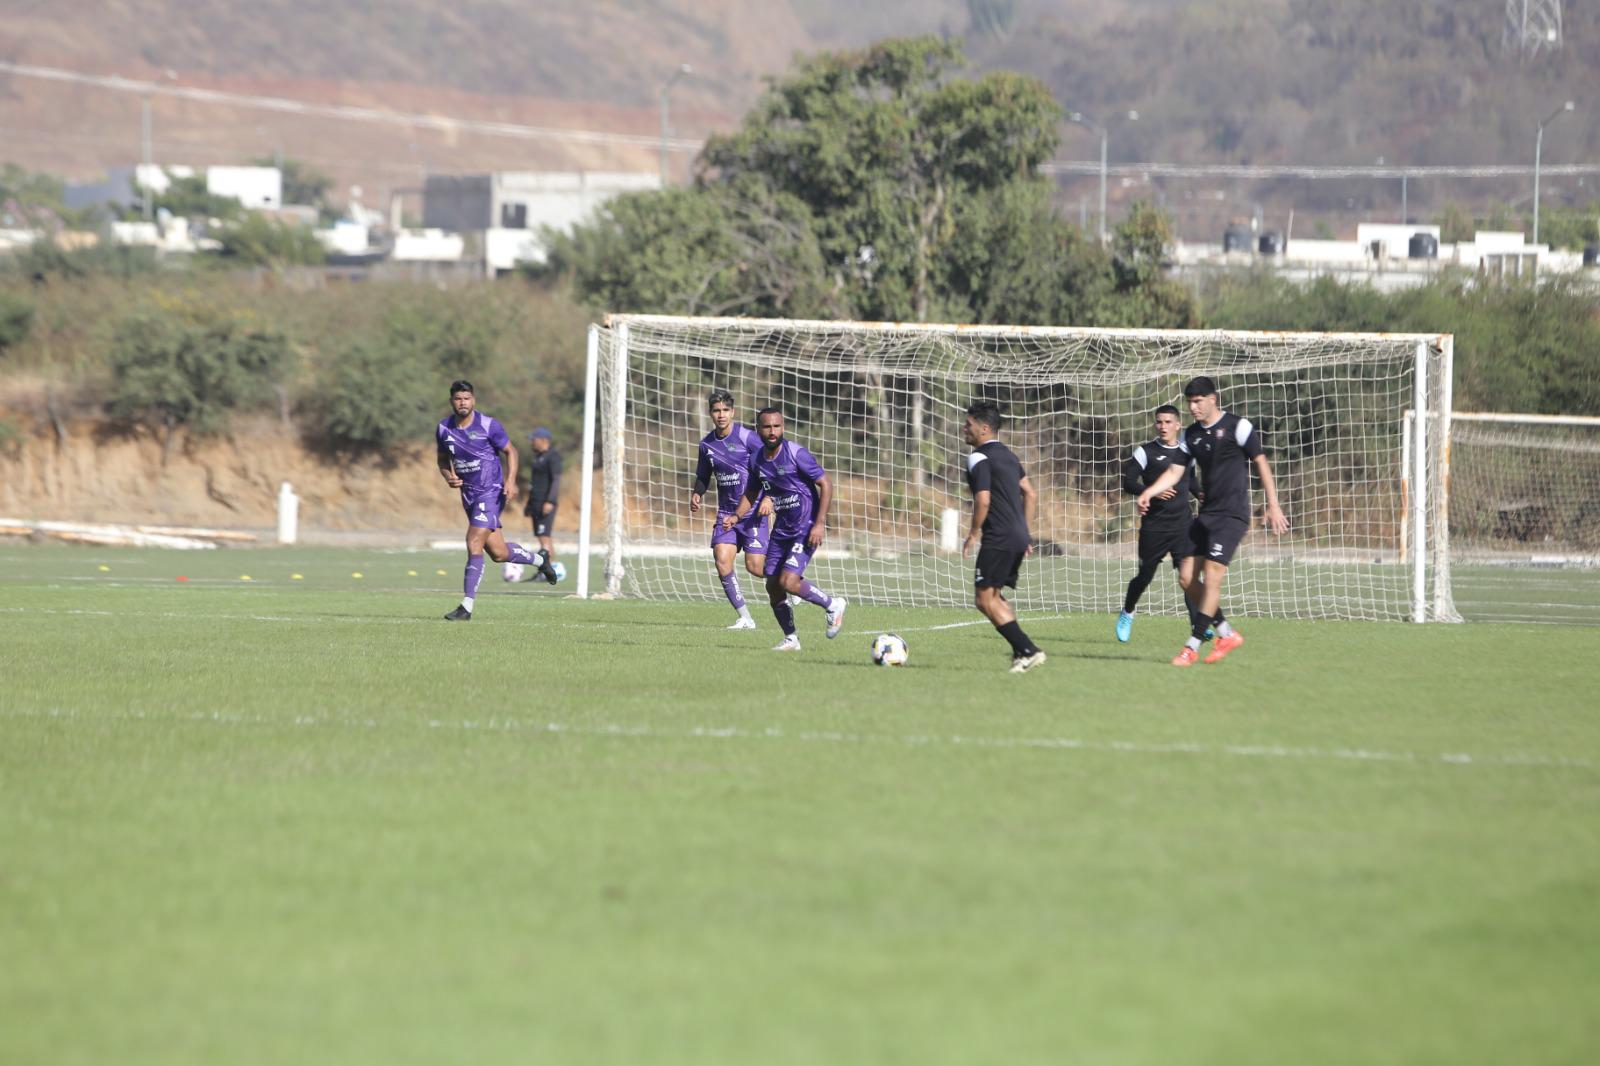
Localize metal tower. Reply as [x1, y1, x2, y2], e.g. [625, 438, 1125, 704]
[1504, 0, 1563, 56]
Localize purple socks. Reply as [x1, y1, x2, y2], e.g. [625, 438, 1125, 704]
[796, 580, 831, 608]
[464, 555, 485, 598]
[720, 572, 746, 610]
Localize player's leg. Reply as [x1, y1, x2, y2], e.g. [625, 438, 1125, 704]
[1200, 558, 1245, 663]
[484, 525, 544, 569]
[532, 506, 560, 583]
[713, 541, 754, 628]
[1170, 548, 1204, 664]
[974, 548, 1042, 671]
[1118, 552, 1162, 642]
[764, 542, 800, 650]
[447, 524, 493, 620]
[777, 539, 845, 638]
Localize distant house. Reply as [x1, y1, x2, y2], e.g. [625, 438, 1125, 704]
[64, 164, 281, 213]
[422, 171, 660, 274]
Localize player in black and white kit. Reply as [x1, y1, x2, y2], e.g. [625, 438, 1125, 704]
[1115, 404, 1214, 643]
[962, 402, 1046, 674]
[1137, 377, 1288, 666]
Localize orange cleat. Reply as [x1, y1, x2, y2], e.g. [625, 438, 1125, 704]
[1171, 646, 1199, 667]
[1203, 631, 1245, 664]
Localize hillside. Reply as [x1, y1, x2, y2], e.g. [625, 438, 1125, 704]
[1, 0, 1596, 238]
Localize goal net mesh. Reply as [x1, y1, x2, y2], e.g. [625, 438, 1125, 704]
[594, 316, 1456, 622]
[1448, 417, 1600, 565]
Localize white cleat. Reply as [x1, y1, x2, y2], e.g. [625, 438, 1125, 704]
[772, 634, 802, 652]
[825, 597, 847, 639]
[727, 616, 757, 630]
[1009, 651, 1047, 674]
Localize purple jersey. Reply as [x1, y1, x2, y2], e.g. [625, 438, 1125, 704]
[747, 438, 826, 539]
[436, 411, 512, 492]
[695, 423, 763, 513]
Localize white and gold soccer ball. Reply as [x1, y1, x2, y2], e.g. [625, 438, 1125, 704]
[871, 633, 909, 667]
[502, 562, 525, 583]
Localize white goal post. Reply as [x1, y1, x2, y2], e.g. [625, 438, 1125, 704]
[578, 314, 1460, 623]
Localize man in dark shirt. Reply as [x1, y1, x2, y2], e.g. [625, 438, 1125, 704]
[1138, 377, 1289, 666]
[1116, 404, 1211, 643]
[962, 401, 1045, 673]
[521, 427, 562, 585]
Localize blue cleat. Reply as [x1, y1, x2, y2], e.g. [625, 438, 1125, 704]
[1116, 611, 1134, 643]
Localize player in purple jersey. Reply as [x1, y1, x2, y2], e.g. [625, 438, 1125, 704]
[435, 379, 549, 621]
[722, 408, 846, 652]
[689, 390, 772, 630]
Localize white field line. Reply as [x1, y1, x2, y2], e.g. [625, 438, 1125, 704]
[2, 706, 1590, 773]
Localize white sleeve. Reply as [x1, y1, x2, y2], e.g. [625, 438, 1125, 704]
[965, 451, 988, 471]
[1236, 418, 1254, 447]
[1131, 446, 1148, 469]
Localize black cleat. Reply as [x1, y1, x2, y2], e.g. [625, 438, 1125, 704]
[443, 605, 472, 621]
[541, 564, 559, 585]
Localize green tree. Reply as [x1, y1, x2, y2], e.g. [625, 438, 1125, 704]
[106, 299, 293, 459]
[148, 173, 243, 221]
[215, 214, 327, 269]
[252, 156, 334, 208]
[702, 37, 1062, 322]
[0, 290, 33, 354]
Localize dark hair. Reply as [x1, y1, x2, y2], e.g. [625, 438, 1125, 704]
[755, 406, 783, 422]
[449, 379, 475, 396]
[1183, 376, 1218, 398]
[966, 401, 1003, 432]
[1155, 404, 1182, 418]
[707, 389, 735, 409]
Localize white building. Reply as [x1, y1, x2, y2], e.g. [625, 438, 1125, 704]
[422, 171, 661, 274]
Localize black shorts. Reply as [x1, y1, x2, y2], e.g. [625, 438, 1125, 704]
[974, 545, 1026, 590]
[1189, 514, 1249, 567]
[531, 503, 557, 538]
[1138, 524, 1193, 568]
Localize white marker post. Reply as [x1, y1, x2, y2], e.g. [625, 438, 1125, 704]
[277, 481, 299, 545]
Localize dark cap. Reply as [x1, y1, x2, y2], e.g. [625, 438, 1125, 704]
[527, 427, 553, 440]
[1183, 376, 1218, 398]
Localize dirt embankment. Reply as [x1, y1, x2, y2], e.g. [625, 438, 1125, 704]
[0, 415, 590, 540]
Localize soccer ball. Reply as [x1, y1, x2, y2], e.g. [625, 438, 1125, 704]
[550, 560, 567, 583]
[871, 633, 909, 667]
[502, 562, 525, 583]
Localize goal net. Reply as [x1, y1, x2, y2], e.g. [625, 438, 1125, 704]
[579, 315, 1459, 623]
[1447, 414, 1600, 566]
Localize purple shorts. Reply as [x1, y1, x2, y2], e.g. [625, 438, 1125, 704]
[462, 485, 505, 529]
[764, 532, 815, 578]
[713, 511, 771, 555]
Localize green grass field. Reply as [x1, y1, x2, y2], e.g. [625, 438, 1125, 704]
[3, 545, 1598, 1065]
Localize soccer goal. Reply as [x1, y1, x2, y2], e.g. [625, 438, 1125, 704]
[1443, 413, 1600, 567]
[577, 315, 1460, 623]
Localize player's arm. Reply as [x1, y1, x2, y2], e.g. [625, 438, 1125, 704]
[437, 439, 462, 488]
[807, 472, 832, 549]
[1019, 475, 1038, 556]
[499, 443, 519, 502]
[1136, 464, 1184, 514]
[1120, 452, 1144, 497]
[1253, 453, 1289, 534]
[964, 490, 989, 559]
[690, 446, 713, 513]
[723, 463, 760, 530]
[543, 452, 561, 514]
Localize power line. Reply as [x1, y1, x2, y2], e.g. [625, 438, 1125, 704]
[1041, 161, 1600, 179]
[0, 60, 702, 154]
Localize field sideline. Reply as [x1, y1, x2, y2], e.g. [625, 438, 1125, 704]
[2, 545, 1597, 1065]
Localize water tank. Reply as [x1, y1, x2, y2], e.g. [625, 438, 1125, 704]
[1584, 243, 1600, 267]
[1223, 224, 1252, 253]
[1408, 232, 1439, 260]
[1258, 231, 1284, 255]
